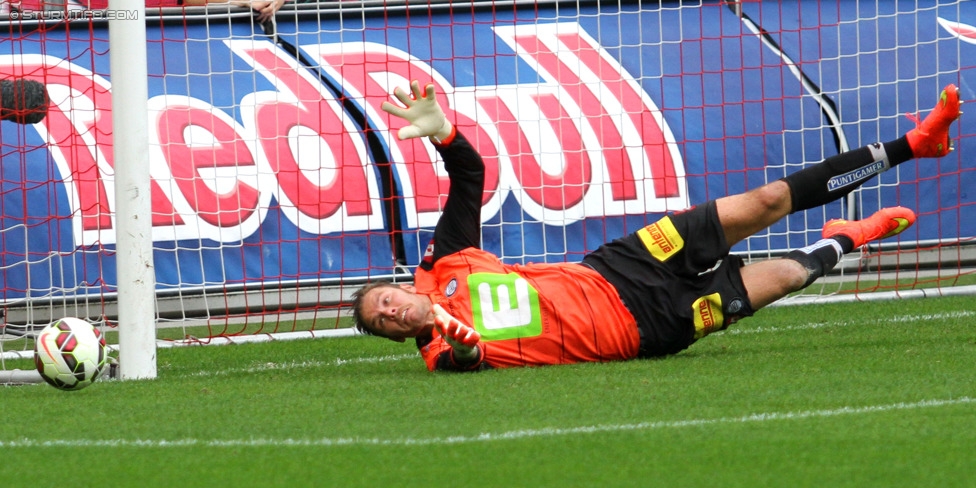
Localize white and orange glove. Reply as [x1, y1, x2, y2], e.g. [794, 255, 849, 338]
[432, 304, 481, 362]
[380, 80, 454, 144]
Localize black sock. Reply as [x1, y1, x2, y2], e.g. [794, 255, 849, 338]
[782, 137, 913, 213]
[784, 238, 846, 288]
[830, 235, 855, 254]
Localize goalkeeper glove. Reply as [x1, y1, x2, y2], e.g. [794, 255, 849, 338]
[432, 304, 481, 362]
[380, 80, 454, 144]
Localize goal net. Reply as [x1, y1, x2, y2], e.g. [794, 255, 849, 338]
[2, 0, 974, 379]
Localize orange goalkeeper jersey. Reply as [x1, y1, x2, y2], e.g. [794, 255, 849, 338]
[414, 247, 641, 371]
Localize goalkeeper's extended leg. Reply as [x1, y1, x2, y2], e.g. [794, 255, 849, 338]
[782, 84, 960, 214]
[741, 206, 917, 309]
[906, 84, 962, 158]
[716, 84, 960, 246]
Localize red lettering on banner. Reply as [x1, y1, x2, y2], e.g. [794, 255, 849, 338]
[156, 106, 259, 227]
[558, 32, 680, 198]
[10, 23, 686, 245]
[239, 45, 372, 220]
[487, 23, 685, 214]
[7, 57, 181, 241]
[317, 46, 501, 215]
[480, 92, 589, 210]
[511, 34, 639, 202]
[20, 63, 113, 232]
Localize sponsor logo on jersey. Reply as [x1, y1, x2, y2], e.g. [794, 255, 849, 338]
[445, 278, 458, 297]
[637, 216, 684, 262]
[467, 272, 543, 341]
[692, 293, 724, 339]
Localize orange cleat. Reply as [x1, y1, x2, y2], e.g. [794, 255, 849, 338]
[906, 84, 962, 158]
[822, 206, 917, 248]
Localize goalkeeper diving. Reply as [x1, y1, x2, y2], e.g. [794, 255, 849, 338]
[352, 80, 962, 372]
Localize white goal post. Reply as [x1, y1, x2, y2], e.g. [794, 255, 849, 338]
[108, 0, 156, 380]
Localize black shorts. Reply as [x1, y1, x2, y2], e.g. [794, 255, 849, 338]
[582, 201, 755, 357]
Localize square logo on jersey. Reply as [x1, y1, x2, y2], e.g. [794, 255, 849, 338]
[637, 217, 684, 262]
[692, 293, 724, 340]
[467, 273, 543, 341]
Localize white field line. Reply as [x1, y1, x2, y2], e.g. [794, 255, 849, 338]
[185, 353, 417, 377]
[725, 310, 976, 335]
[1, 397, 972, 448]
[186, 310, 975, 376]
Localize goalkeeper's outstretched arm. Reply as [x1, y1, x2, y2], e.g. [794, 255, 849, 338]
[382, 80, 484, 259]
[427, 304, 490, 372]
[380, 80, 454, 143]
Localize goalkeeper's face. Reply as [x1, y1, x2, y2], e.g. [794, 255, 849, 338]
[361, 284, 435, 342]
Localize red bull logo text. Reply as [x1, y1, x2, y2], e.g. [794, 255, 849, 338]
[1, 22, 687, 247]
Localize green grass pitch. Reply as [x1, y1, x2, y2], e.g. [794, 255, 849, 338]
[1, 295, 974, 487]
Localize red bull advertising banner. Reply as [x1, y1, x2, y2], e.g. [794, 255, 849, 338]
[0, 0, 973, 301]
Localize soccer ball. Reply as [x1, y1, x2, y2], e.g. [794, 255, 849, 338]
[34, 317, 108, 391]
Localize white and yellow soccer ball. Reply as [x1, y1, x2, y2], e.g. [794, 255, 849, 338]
[33, 317, 108, 391]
